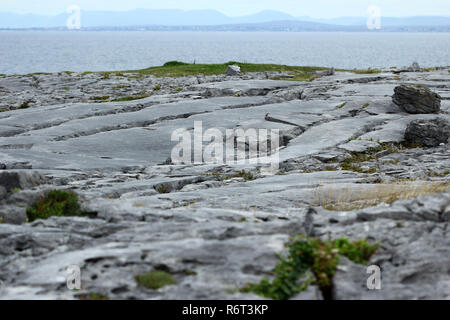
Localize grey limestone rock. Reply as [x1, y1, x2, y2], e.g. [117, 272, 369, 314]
[393, 84, 441, 114]
[405, 118, 450, 147]
[226, 65, 241, 76]
[0, 67, 449, 299]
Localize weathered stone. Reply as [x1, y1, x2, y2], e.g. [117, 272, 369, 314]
[0, 186, 6, 200]
[226, 65, 241, 76]
[392, 84, 441, 114]
[404, 118, 450, 147]
[0, 205, 27, 225]
[0, 171, 46, 193]
[313, 68, 335, 76]
[408, 62, 421, 72]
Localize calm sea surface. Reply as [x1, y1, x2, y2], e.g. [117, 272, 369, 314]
[1, 31, 449, 74]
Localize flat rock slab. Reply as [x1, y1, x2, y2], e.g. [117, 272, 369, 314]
[193, 80, 305, 96]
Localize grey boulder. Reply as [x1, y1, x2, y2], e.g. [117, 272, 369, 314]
[313, 68, 335, 76]
[0, 186, 6, 200]
[0, 205, 27, 225]
[408, 62, 421, 72]
[226, 65, 241, 76]
[0, 171, 46, 193]
[404, 118, 450, 147]
[393, 84, 441, 114]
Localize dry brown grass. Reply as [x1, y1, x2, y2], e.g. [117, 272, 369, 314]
[313, 181, 450, 211]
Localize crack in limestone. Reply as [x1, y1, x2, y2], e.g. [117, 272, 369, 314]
[51, 111, 210, 142]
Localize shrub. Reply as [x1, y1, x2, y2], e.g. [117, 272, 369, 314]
[135, 271, 176, 289]
[163, 61, 189, 67]
[241, 235, 379, 300]
[155, 184, 171, 194]
[26, 190, 92, 222]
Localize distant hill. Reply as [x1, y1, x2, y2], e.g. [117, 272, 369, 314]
[0, 9, 298, 28]
[0, 9, 449, 30]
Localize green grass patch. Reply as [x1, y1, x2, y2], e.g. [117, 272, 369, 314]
[11, 63, 387, 79]
[115, 61, 329, 80]
[112, 93, 150, 102]
[26, 190, 94, 222]
[78, 292, 109, 300]
[59, 62, 385, 81]
[232, 170, 254, 181]
[337, 68, 381, 74]
[89, 96, 110, 101]
[340, 142, 401, 173]
[135, 271, 176, 290]
[241, 235, 379, 300]
[28, 72, 51, 76]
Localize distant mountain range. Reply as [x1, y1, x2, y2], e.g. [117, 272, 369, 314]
[0, 9, 449, 31]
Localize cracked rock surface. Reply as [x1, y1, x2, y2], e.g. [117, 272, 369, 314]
[0, 68, 449, 300]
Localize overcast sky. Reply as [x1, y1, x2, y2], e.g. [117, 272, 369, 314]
[1, 0, 450, 18]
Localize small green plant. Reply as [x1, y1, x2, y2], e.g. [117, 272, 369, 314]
[362, 103, 370, 109]
[233, 170, 254, 181]
[155, 184, 171, 194]
[78, 292, 109, 300]
[101, 73, 110, 80]
[336, 102, 346, 109]
[163, 61, 189, 67]
[184, 270, 198, 276]
[183, 201, 196, 206]
[241, 236, 379, 300]
[11, 188, 21, 193]
[18, 101, 30, 109]
[135, 271, 176, 290]
[175, 87, 183, 92]
[153, 84, 161, 91]
[0, 217, 3, 224]
[26, 190, 92, 222]
[333, 238, 379, 265]
[112, 93, 150, 102]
